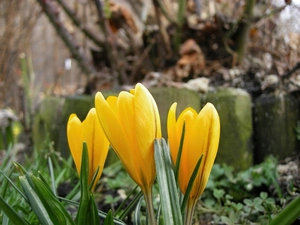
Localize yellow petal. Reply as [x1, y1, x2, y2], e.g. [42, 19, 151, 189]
[195, 103, 220, 196]
[67, 114, 83, 175]
[184, 103, 220, 199]
[82, 108, 109, 185]
[167, 103, 178, 165]
[177, 108, 198, 192]
[95, 92, 137, 183]
[95, 83, 162, 190]
[133, 83, 160, 187]
[92, 109, 109, 182]
[169, 102, 220, 199]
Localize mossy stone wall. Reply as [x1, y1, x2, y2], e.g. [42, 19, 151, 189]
[203, 88, 253, 170]
[149, 87, 200, 138]
[253, 93, 300, 163]
[32, 87, 300, 170]
[33, 96, 64, 151]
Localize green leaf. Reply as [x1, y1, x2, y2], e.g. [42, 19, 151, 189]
[180, 154, 203, 214]
[103, 210, 114, 225]
[13, 161, 27, 176]
[59, 195, 126, 225]
[75, 142, 91, 224]
[133, 196, 143, 225]
[30, 175, 76, 225]
[269, 194, 300, 225]
[89, 193, 100, 225]
[154, 138, 183, 225]
[47, 157, 57, 196]
[114, 185, 139, 217]
[118, 190, 143, 220]
[174, 122, 185, 181]
[89, 166, 99, 191]
[19, 176, 54, 225]
[0, 169, 27, 200]
[0, 195, 30, 225]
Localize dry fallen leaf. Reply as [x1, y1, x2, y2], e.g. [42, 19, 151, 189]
[175, 39, 205, 81]
[108, 0, 139, 34]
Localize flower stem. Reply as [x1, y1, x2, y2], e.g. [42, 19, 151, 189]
[144, 187, 156, 225]
[185, 198, 197, 225]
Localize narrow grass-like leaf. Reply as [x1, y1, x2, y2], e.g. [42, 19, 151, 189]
[156, 203, 162, 225]
[269, 194, 300, 225]
[89, 166, 99, 191]
[180, 154, 203, 215]
[75, 142, 90, 224]
[103, 210, 114, 225]
[13, 161, 27, 176]
[47, 157, 57, 196]
[0, 195, 30, 225]
[1, 169, 13, 197]
[65, 182, 80, 201]
[118, 190, 143, 220]
[0, 169, 27, 200]
[154, 138, 183, 225]
[0, 144, 16, 171]
[114, 185, 139, 216]
[58, 197, 126, 225]
[19, 176, 54, 225]
[30, 175, 76, 225]
[133, 196, 144, 225]
[174, 123, 185, 181]
[89, 193, 100, 225]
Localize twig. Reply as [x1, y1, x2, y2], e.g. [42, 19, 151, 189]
[93, 0, 128, 85]
[55, 0, 105, 48]
[36, 0, 96, 76]
[130, 38, 156, 83]
[253, 6, 286, 23]
[282, 62, 300, 80]
[152, 1, 172, 57]
[152, 0, 177, 24]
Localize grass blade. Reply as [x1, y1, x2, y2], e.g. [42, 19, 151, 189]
[269, 194, 300, 225]
[0, 195, 30, 225]
[154, 138, 182, 225]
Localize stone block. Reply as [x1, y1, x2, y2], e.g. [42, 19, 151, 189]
[253, 93, 299, 163]
[59, 95, 95, 156]
[33, 96, 64, 151]
[150, 87, 200, 138]
[203, 88, 253, 170]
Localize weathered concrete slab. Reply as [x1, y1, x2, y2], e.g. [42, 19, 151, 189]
[203, 88, 253, 170]
[253, 93, 299, 163]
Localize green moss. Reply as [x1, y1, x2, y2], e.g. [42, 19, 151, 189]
[32, 96, 64, 151]
[203, 88, 253, 170]
[150, 87, 200, 138]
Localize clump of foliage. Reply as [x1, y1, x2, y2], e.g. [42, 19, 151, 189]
[197, 156, 283, 224]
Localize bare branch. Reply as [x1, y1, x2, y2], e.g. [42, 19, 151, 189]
[93, 0, 128, 85]
[36, 0, 96, 76]
[55, 0, 105, 48]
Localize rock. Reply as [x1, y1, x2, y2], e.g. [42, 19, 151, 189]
[33, 96, 64, 152]
[253, 93, 300, 163]
[59, 95, 95, 157]
[203, 87, 253, 170]
[149, 87, 201, 138]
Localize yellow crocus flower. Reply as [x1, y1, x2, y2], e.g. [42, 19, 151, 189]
[67, 108, 109, 191]
[167, 102, 220, 200]
[94, 83, 162, 192]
